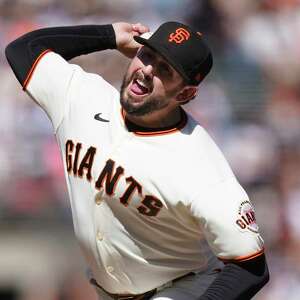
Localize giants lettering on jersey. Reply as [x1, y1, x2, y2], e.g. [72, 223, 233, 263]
[65, 139, 163, 217]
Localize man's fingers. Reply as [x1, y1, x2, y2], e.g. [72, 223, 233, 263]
[132, 23, 150, 34]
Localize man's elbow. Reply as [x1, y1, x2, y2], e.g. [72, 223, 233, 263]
[5, 38, 29, 87]
[5, 41, 15, 64]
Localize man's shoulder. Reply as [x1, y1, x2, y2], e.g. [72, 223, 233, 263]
[69, 63, 119, 95]
[181, 110, 209, 141]
[181, 111, 232, 173]
[37, 51, 119, 96]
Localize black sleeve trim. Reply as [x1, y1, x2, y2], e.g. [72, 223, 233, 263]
[198, 254, 270, 300]
[5, 24, 116, 87]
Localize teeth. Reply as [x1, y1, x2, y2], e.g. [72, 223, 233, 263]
[136, 79, 148, 89]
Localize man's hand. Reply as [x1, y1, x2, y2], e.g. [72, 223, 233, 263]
[112, 22, 150, 58]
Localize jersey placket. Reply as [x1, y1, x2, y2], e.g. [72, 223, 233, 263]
[91, 123, 135, 291]
[93, 190, 133, 289]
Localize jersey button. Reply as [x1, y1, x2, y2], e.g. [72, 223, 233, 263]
[95, 192, 104, 205]
[96, 231, 104, 241]
[106, 266, 114, 273]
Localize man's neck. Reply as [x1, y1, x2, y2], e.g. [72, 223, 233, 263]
[125, 107, 182, 129]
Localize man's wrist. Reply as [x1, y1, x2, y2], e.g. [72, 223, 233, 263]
[95, 24, 117, 49]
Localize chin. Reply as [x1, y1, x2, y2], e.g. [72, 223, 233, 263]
[121, 98, 145, 116]
[120, 78, 165, 117]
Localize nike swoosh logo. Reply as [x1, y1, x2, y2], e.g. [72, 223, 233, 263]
[94, 113, 109, 122]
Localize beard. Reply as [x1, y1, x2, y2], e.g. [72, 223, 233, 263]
[119, 72, 178, 117]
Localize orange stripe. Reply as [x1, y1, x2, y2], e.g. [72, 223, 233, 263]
[218, 248, 265, 263]
[121, 108, 188, 137]
[23, 49, 52, 90]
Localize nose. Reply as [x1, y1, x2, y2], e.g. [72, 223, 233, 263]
[141, 64, 153, 80]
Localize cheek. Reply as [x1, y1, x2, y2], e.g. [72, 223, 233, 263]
[152, 78, 166, 94]
[127, 59, 141, 78]
[153, 79, 176, 98]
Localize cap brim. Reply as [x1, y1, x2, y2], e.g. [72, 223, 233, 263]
[134, 36, 191, 84]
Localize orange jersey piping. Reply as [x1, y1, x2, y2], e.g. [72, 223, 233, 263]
[22, 49, 52, 90]
[218, 248, 265, 263]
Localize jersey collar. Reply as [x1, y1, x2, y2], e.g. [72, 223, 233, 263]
[121, 107, 188, 137]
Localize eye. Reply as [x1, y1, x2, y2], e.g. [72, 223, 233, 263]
[140, 49, 154, 64]
[158, 63, 172, 77]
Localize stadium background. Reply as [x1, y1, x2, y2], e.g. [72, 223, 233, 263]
[1, 0, 300, 299]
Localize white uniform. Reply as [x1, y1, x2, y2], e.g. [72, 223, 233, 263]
[25, 51, 264, 296]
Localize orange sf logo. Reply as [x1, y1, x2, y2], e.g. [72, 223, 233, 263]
[169, 28, 190, 44]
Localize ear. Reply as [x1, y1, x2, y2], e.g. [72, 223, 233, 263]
[176, 86, 198, 104]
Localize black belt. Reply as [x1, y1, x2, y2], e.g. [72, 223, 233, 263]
[90, 272, 193, 300]
[90, 278, 156, 299]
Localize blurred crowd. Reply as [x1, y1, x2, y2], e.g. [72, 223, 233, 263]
[1, 0, 300, 299]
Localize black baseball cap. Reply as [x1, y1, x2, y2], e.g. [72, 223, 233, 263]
[134, 21, 213, 86]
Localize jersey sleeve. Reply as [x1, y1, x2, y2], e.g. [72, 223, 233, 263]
[25, 51, 80, 132]
[190, 177, 264, 262]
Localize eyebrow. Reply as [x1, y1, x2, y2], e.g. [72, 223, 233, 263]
[140, 47, 179, 78]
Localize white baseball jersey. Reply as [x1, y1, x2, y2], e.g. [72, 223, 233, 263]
[25, 51, 264, 294]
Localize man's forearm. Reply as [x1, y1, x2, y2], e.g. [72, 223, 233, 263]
[199, 254, 269, 300]
[5, 24, 116, 86]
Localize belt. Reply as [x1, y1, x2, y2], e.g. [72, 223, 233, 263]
[90, 278, 156, 300]
[90, 272, 193, 300]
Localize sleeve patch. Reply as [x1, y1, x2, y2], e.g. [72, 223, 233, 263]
[235, 200, 259, 233]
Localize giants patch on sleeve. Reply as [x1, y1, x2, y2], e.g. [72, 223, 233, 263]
[235, 200, 259, 233]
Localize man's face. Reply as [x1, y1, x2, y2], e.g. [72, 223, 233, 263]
[120, 46, 185, 117]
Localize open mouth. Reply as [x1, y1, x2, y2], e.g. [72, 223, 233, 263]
[129, 78, 151, 96]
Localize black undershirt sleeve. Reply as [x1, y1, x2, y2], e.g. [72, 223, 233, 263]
[5, 24, 116, 86]
[199, 254, 269, 300]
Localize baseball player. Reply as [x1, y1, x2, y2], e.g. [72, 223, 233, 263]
[5, 21, 269, 299]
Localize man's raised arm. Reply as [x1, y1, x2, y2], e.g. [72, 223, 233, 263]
[5, 22, 149, 89]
